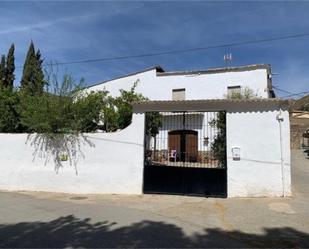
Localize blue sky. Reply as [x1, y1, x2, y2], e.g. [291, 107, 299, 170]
[0, 1, 308, 98]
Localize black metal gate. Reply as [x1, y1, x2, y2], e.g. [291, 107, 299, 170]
[143, 111, 227, 197]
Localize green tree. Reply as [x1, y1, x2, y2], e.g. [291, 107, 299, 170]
[35, 49, 45, 91]
[146, 112, 162, 137]
[300, 104, 309, 111]
[100, 95, 119, 132]
[210, 111, 226, 167]
[21, 42, 35, 90]
[6, 43, 15, 89]
[74, 90, 111, 132]
[0, 87, 21, 132]
[19, 71, 79, 133]
[21, 41, 45, 95]
[0, 55, 6, 87]
[145, 111, 163, 159]
[114, 81, 146, 130]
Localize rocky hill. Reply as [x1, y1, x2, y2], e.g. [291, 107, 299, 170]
[292, 94, 309, 111]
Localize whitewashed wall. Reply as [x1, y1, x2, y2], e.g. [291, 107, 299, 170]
[227, 109, 291, 197]
[87, 68, 269, 100]
[0, 114, 145, 195]
[0, 106, 291, 197]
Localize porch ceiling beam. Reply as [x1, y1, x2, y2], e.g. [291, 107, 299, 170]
[132, 99, 292, 113]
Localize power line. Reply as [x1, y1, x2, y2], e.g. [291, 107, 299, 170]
[282, 91, 309, 98]
[272, 86, 294, 95]
[273, 86, 309, 98]
[16, 32, 309, 68]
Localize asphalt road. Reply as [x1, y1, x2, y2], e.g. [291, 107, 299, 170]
[0, 150, 308, 248]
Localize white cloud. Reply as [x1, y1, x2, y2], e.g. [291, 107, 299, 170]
[0, 12, 100, 35]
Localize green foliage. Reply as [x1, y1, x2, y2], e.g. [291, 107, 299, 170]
[72, 81, 146, 133]
[19, 71, 82, 134]
[0, 87, 21, 132]
[145, 112, 163, 137]
[0, 44, 15, 90]
[100, 95, 120, 132]
[73, 90, 110, 132]
[35, 49, 44, 90]
[21, 42, 35, 89]
[0, 45, 18, 132]
[300, 103, 309, 112]
[0, 39, 146, 136]
[6, 44, 15, 89]
[226, 87, 257, 100]
[19, 92, 74, 134]
[113, 81, 146, 130]
[0, 55, 6, 87]
[0, 78, 145, 135]
[0, 42, 148, 135]
[210, 111, 226, 167]
[21, 41, 45, 95]
[17, 70, 146, 134]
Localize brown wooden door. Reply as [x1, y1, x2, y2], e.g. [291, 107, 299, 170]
[185, 132, 198, 162]
[168, 130, 198, 162]
[168, 131, 181, 162]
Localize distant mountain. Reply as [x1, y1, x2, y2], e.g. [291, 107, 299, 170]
[293, 94, 309, 111]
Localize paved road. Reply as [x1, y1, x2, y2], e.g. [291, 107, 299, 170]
[0, 150, 308, 248]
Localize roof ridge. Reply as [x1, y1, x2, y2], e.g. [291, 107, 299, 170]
[86, 63, 271, 89]
[157, 64, 270, 76]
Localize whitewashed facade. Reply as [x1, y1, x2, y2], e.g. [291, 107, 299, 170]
[87, 64, 275, 158]
[86, 64, 275, 100]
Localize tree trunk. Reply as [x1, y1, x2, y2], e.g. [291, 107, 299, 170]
[153, 135, 157, 161]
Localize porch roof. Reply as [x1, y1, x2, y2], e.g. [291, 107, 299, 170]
[132, 98, 292, 112]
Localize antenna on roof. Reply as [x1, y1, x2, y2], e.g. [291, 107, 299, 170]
[224, 53, 232, 65]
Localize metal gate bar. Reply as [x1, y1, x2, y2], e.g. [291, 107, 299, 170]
[145, 111, 226, 169]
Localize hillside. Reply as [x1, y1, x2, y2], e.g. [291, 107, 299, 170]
[293, 94, 309, 111]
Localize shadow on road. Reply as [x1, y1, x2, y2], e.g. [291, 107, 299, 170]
[0, 215, 308, 248]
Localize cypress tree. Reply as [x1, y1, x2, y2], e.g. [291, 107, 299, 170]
[35, 49, 45, 93]
[0, 55, 6, 88]
[21, 41, 36, 91]
[21, 41, 44, 94]
[6, 43, 15, 89]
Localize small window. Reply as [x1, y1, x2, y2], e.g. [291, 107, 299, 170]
[172, 88, 186, 100]
[227, 86, 241, 98]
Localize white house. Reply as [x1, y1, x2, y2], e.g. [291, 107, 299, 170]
[79, 63, 289, 198]
[86, 64, 276, 170]
[86, 64, 275, 100]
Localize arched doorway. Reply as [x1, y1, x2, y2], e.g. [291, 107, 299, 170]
[168, 130, 198, 162]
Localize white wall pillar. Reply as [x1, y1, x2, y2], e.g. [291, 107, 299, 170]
[226, 109, 291, 197]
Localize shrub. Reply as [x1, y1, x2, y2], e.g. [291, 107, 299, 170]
[225, 87, 258, 100]
[0, 87, 21, 132]
[73, 90, 110, 132]
[18, 73, 79, 134]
